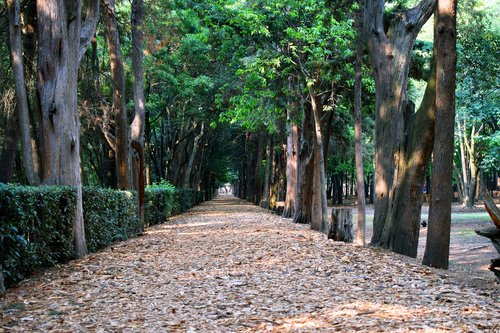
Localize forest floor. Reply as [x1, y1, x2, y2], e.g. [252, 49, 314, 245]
[1, 195, 499, 332]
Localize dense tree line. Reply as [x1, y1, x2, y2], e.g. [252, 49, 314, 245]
[0, 0, 498, 268]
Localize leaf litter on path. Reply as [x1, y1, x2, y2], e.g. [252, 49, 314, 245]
[1, 195, 499, 332]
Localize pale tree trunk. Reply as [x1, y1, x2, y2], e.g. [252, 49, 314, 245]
[131, 0, 145, 224]
[354, 12, 366, 245]
[456, 119, 482, 207]
[309, 86, 329, 232]
[103, 0, 132, 190]
[283, 102, 299, 217]
[363, 0, 435, 247]
[423, 0, 457, 269]
[36, 0, 99, 258]
[6, 0, 40, 185]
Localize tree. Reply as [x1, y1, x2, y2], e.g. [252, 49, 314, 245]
[102, 0, 132, 190]
[36, 0, 99, 257]
[354, 1, 366, 245]
[423, 0, 457, 269]
[363, 0, 436, 256]
[131, 0, 146, 224]
[6, 0, 39, 186]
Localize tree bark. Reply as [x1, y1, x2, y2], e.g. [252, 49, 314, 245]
[329, 208, 354, 242]
[363, 0, 435, 248]
[283, 101, 299, 217]
[103, 0, 131, 190]
[354, 4, 366, 245]
[423, 0, 457, 269]
[0, 90, 19, 183]
[36, 0, 99, 257]
[6, 0, 40, 185]
[294, 108, 313, 224]
[130, 0, 145, 223]
[260, 135, 271, 208]
[309, 86, 329, 232]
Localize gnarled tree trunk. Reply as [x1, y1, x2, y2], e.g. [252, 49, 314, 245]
[36, 0, 99, 257]
[364, 0, 435, 254]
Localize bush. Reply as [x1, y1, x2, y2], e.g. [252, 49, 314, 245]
[0, 184, 75, 287]
[1, 183, 203, 289]
[83, 187, 140, 253]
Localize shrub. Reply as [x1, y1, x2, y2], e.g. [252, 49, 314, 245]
[144, 187, 175, 226]
[83, 187, 140, 253]
[0, 184, 75, 287]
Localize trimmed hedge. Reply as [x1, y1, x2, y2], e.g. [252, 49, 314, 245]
[0, 184, 75, 287]
[83, 187, 140, 253]
[0, 184, 203, 290]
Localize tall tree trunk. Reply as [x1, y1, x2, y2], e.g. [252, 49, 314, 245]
[294, 108, 313, 224]
[103, 0, 131, 190]
[253, 133, 264, 205]
[309, 86, 329, 232]
[363, 0, 435, 248]
[6, 0, 40, 185]
[380, 70, 436, 257]
[130, 0, 145, 223]
[260, 135, 271, 208]
[354, 10, 366, 245]
[283, 101, 299, 217]
[36, 0, 99, 257]
[423, 0, 457, 269]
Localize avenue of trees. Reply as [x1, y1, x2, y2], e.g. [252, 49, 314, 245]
[0, 0, 498, 269]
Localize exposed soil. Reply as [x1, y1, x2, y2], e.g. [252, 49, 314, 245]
[1, 196, 499, 332]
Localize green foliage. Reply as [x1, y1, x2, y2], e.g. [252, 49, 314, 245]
[145, 185, 175, 226]
[0, 185, 75, 287]
[83, 187, 141, 253]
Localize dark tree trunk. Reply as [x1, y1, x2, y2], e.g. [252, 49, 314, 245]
[294, 107, 313, 224]
[423, 0, 457, 269]
[103, 0, 131, 190]
[7, 0, 40, 185]
[364, 0, 435, 251]
[0, 92, 18, 183]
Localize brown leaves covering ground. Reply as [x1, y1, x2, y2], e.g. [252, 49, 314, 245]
[1, 196, 499, 332]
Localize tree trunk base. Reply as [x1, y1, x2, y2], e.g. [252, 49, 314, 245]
[327, 208, 353, 242]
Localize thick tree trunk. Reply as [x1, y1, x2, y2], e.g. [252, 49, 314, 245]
[329, 208, 354, 242]
[7, 0, 40, 185]
[103, 0, 131, 190]
[36, 0, 99, 258]
[423, 0, 457, 269]
[364, 0, 435, 248]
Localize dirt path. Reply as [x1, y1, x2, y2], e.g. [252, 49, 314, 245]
[1, 196, 499, 332]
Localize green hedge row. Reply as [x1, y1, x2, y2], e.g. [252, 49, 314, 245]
[0, 184, 203, 289]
